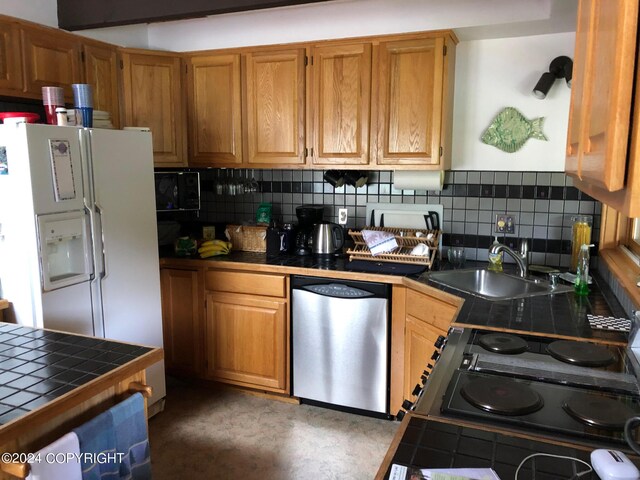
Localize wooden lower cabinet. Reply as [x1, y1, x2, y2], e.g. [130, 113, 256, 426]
[205, 291, 287, 392]
[403, 314, 447, 402]
[404, 289, 457, 403]
[160, 267, 203, 376]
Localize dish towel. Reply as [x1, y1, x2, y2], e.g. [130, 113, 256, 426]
[73, 409, 119, 480]
[111, 393, 152, 480]
[27, 432, 82, 480]
[361, 229, 398, 256]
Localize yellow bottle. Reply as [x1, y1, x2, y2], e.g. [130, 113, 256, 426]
[488, 237, 503, 272]
[571, 216, 592, 272]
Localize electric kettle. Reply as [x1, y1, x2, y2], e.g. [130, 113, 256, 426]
[312, 222, 345, 255]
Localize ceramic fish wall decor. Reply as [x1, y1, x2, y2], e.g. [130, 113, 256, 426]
[481, 107, 548, 153]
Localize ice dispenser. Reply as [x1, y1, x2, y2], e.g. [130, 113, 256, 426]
[37, 211, 92, 291]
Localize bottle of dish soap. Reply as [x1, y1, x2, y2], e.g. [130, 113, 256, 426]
[574, 243, 594, 296]
[488, 237, 503, 272]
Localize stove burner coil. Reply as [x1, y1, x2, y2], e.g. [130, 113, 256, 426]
[563, 394, 637, 430]
[547, 340, 616, 367]
[460, 377, 544, 416]
[478, 333, 528, 354]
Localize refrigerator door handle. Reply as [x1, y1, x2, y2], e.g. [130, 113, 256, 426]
[84, 205, 96, 281]
[95, 202, 107, 279]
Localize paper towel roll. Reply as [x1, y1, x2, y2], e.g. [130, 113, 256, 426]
[393, 170, 444, 191]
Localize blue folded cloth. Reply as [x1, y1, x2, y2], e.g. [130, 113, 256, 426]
[73, 410, 119, 480]
[74, 393, 151, 480]
[111, 393, 151, 480]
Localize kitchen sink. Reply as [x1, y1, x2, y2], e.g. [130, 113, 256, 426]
[426, 268, 573, 301]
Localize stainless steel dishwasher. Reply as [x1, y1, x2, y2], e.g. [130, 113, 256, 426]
[291, 275, 390, 415]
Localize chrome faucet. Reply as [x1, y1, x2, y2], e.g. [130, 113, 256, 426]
[489, 239, 529, 277]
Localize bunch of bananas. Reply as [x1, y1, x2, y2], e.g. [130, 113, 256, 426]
[199, 239, 232, 258]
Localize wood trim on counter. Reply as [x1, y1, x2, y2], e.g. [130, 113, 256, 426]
[374, 411, 411, 480]
[389, 285, 406, 415]
[0, 301, 8, 311]
[600, 247, 640, 308]
[451, 322, 628, 347]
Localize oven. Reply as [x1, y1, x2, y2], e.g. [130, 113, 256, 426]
[433, 330, 640, 449]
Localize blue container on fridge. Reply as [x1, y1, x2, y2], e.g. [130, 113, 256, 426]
[72, 84, 93, 127]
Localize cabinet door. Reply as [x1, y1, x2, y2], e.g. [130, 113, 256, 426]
[83, 43, 120, 128]
[311, 43, 372, 166]
[404, 314, 446, 402]
[245, 48, 306, 166]
[566, 0, 638, 191]
[160, 268, 202, 375]
[21, 26, 82, 103]
[205, 292, 287, 391]
[376, 37, 445, 166]
[0, 19, 22, 94]
[121, 51, 187, 167]
[188, 54, 242, 166]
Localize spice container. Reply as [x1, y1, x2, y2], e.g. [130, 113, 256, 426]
[570, 215, 592, 272]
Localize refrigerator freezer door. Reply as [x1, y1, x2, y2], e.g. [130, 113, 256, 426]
[86, 128, 166, 404]
[23, 124, 86, 215]
[42, 282, 96, 335]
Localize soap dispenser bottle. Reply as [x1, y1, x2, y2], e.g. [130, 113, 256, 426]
[488, 237, 503, 272]
[574, 243, 594, 296]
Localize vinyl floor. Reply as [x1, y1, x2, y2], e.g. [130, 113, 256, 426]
[149, 379, 399, 479]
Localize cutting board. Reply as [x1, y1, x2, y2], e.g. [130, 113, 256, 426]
[365, 203, 444, 250]
[365, 203, 444, 231]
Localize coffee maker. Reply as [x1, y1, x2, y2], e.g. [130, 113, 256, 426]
[294, 205, 324, 255]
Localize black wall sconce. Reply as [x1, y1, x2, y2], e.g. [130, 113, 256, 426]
[532, 56, 573, 99]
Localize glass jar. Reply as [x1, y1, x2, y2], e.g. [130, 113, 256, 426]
[570, 215, 592, 272]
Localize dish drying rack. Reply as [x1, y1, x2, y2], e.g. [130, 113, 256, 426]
[346, 227, 441, 268]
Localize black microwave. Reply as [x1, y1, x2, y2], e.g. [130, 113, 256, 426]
[154, 171, 200, 211]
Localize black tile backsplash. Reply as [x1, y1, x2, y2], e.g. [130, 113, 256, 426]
[164, 169, 601, 268]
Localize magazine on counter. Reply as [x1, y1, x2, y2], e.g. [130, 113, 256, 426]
[389, 464, 501, 480]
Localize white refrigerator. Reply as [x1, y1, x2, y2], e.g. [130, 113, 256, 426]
[0, 123, 166, 411]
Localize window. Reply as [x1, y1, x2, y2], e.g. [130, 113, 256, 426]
[625, 217, 640, 258]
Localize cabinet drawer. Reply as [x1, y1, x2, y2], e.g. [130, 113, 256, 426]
[406, 289, 456, 332]
[205, 270, 286, 297]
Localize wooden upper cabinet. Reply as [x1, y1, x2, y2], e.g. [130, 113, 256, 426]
[311, 43, 372, 166]
[0, 19, 23, 94]
[20, 26, 82, 103]
[82, 43, 120, 128]
[187, 54, 242, 166]
[244, 48, 306, 166]
[120, 50, 187, 167]
[566, 0, 638, 192]
[376, 37, 445, 167]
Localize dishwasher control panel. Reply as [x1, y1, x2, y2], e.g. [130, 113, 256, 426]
[305, 283, 373, 298]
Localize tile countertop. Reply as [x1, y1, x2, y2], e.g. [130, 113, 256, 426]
[162, 251, 629, 345]
[417, 267, 630, 346]
[379, 416, 609, 480]
[0, 322, 161, 433]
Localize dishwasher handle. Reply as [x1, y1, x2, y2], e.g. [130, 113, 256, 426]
[298, 283, 375, 299]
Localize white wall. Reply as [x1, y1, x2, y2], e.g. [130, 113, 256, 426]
[0, 0, 57, 27]
[451, 33, 574, 171]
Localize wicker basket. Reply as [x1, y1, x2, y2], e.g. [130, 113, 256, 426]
[224, 225, 267, 252]
[346, 226, 440, 268]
